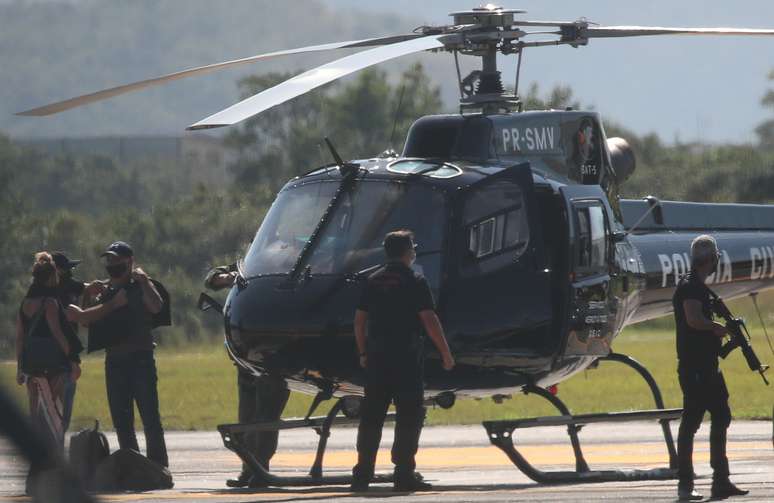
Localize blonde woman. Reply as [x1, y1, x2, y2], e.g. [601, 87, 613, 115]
[16, 252, 125, 493]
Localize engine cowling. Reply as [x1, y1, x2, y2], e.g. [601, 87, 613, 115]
[606, 137, 636, 183]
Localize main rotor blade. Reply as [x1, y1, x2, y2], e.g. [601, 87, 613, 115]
[187, 34, 446, 131]
[15, 34, 422, 117]
[585, 26, 774, 38]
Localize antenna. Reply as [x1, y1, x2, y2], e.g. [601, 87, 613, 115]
[389, 84, 406, 150]
[324, 137, 359, 176]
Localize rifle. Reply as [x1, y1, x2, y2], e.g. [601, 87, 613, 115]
[708, 292, 770, 385]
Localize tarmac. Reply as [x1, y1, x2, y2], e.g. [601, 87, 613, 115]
[1, 420, 772, 502]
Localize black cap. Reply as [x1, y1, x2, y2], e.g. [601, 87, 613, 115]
[101, 241, 134, 258]
[51, 251, 81, 270]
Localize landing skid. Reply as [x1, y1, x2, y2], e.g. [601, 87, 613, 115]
[217, 392, 395, 487]
[483, 352, 681, 484]
[218, 353, 680, 488]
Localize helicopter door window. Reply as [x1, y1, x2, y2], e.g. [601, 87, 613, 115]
[574, 201, 609, 275]
[464, 182, 529, 275]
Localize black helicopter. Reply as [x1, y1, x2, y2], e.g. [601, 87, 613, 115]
[18, 4, 774, 487]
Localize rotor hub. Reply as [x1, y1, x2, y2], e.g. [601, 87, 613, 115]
[450, 4, 525, 27]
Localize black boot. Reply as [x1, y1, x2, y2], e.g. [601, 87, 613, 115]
[226, 471, 251, 488]
[677, 481, 703, 501]
[711, 479, 749, 499]
[393, 471, 432, 492]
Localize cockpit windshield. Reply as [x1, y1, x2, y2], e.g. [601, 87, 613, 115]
[242, 180, 446, 288]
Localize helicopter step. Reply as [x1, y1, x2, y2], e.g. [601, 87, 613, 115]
[482, 353, 682, 484]
[217, 395, 396, 487]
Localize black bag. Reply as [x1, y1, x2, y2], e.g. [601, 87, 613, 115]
[150, 279, 171, 329]
[69, 420, 110, 490]
[20, 303, 70, 375]
[95, 448, 174, 492]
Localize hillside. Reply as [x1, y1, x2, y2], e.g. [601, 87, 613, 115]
[1, 0, 445, 138]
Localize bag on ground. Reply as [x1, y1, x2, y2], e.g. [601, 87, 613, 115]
[68, 420, 110, 489]
[95, 448, 173, 492]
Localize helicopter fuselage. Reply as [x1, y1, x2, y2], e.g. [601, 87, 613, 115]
[223, 110, 774, 400]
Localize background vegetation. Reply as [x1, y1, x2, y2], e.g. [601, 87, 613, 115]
[2, 63, 774, 425]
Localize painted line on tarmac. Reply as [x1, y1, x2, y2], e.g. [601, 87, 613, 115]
[267, 441, 772, 469]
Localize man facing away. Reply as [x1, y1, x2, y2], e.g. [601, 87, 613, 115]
[672, 234, 748, 500]
[351, 229, 455, 492]
[204, 264, 290, 488]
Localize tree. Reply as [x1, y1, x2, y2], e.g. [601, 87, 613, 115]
[225, 63, 443, 192]
[756, 70, 774, 149]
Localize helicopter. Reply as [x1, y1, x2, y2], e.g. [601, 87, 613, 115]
[17, 3, 774, 488]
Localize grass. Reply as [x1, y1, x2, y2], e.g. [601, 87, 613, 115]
[1, 327, 772, 432]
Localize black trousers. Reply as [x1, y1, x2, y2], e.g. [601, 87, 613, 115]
[237, 370, 290, 473]
[353, 355, 425, 482]
[105, 351, 168, 467]
[677, 366, 731, 485]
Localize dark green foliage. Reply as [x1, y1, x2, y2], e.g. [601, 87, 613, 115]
[0, 64, 442, 357]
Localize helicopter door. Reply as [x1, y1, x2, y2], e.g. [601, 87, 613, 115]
[559, 185, 617, 357]
[442, 163, 554, 361]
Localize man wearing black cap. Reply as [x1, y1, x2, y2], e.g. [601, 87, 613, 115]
[51, 252, 88, 435]
[95, 241, 168, 468]
[351, 229, 455, 493]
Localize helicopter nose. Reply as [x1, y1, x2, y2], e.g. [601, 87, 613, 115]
[224, 275, 360, 359]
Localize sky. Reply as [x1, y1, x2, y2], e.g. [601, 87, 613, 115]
[323, 0, 774, 144]
[3, 0, 774, 144]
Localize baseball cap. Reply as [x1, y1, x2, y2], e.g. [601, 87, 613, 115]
[51, 251, 81, 270]
[100, 241, 134, 258]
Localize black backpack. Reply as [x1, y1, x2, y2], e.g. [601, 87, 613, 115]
[68, 420, 110, 490]
[95, 448, 174, 492]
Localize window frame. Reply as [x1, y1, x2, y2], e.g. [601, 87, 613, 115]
[467, 202, 528, 261]
[572, 199, 610, 276]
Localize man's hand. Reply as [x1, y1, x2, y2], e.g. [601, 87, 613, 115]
[359, 355, 367, 369]
[16, 367, 25, 385]
[712, 321, 729, 338]
[132, 267, 150, 284]
[442, 354, 455, 371]
[84, 280, 107, 299]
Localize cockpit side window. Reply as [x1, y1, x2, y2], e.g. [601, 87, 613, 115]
[574, 201, 609, 275]
[463, 180, 529, 275]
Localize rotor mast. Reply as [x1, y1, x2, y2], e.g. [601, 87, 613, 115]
[449, 5, 525, 114]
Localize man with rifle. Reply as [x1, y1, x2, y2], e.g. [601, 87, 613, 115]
[672, 235, 749, 501]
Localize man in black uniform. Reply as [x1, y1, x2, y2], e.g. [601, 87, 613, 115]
[673, 234, 748, 501]
[204, 264, 290, 488]
[351, 230, 455, 492]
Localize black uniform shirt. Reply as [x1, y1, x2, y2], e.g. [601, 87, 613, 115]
[672, 272, 721, 370]
[357, 261, 435, 357]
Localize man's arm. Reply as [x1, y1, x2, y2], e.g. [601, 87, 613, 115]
[354, 309, 368, 368]
[204, 265, 237, 291]
[684, 299, 727, 337]
[133, 268, 163, 314]
[66, 289, 128, 325]
[418, 310, 455, 370]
